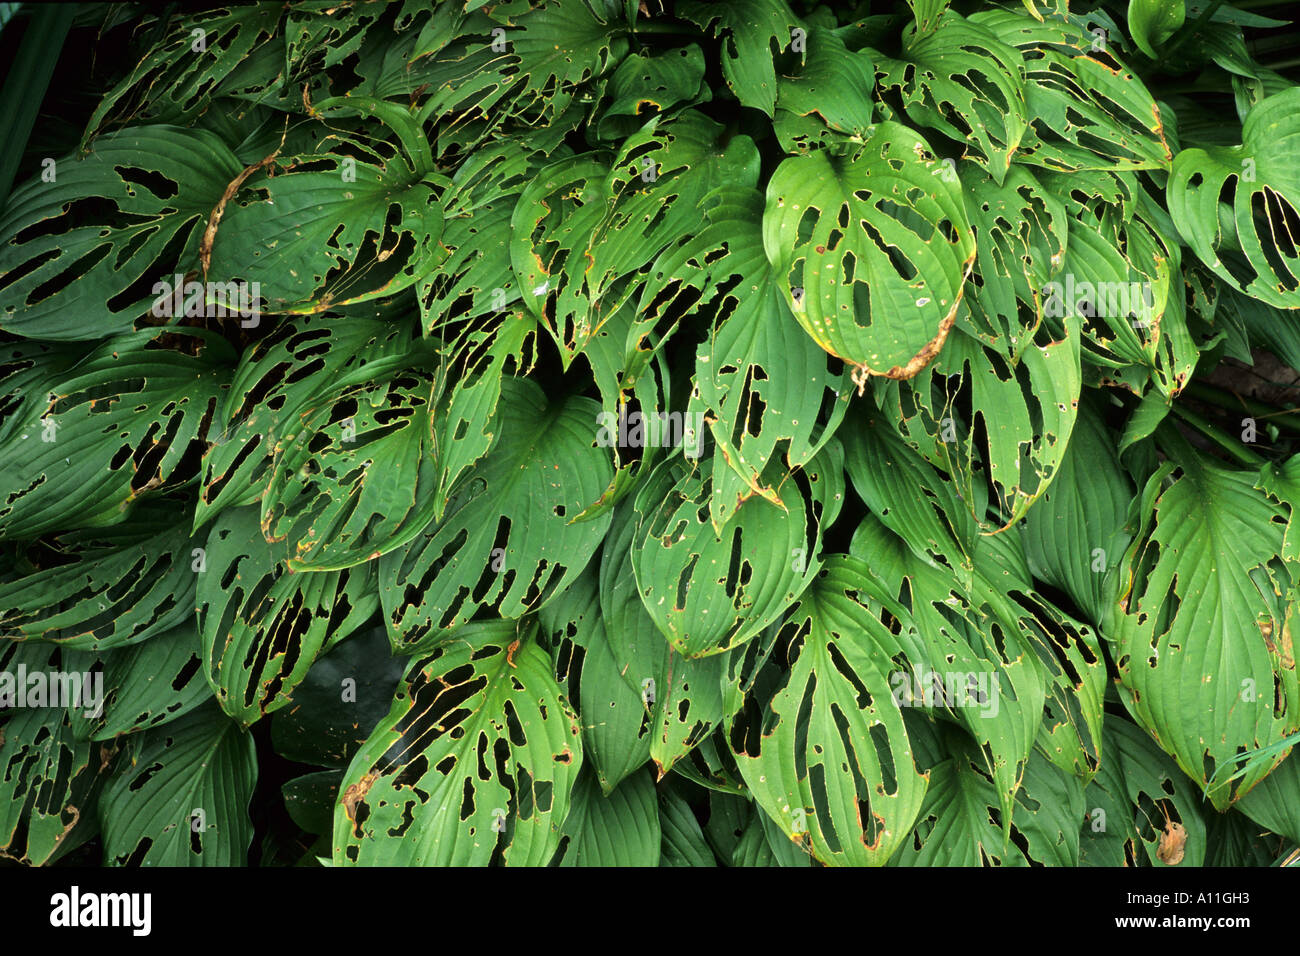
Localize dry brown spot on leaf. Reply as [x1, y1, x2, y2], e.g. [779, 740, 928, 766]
[342, 770, 378, 831]
[1259, 615, 1296, 668]
[1279, 617, 1295, 669]
[199, 122, 289, 279]
[847, 256, 976, 394]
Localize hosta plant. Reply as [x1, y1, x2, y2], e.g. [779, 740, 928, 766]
[1, 0, 1300, 868]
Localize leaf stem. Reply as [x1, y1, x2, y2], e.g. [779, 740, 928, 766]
[630, 21, 698, 37]
[1163, 0, 1225, 61]
[1168, 401, 1269, 467]
[1182, 380, 1300, 432]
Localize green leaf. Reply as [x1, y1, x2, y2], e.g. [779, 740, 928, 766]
[597, 499, 732, 774]
[1022, 399, 1135, 624]
[285, 1, 421, 84]
[0, 127, 244, 340]
[429, 311, 538, 521]
[0, 329, 233, 538]
[953, 162, 1068, 350]
[599, 498, 668, 693]
[1082, 715, 1208, 866]
[379, 377, 613, 651]
[772, 26, 875, 153]
[763, 122, 976, 378]
[847, 516, 1047, 825]
[679, 0, 804, 117]
[1011, 742, 1087, 865]
[1129, 0, 1186, 58]
[1236, 751, 1300, 844]
[658, 781, 715, 866]
[1109, 437, 1300, 809]
[426, 0, 628, 135]
[282, 769, 341, 837]
[417, 137, 540, 332]
[730, 555, 930, 866]
[598, 45, 708, 140]
[892, 733, 1083, 865]
[842, 402, 978, 575]
[906, 0, 953, 34]
[0, 506, 199, 650]
[732, 805, 816, 866]
[511, 110, 758, 371]
[577, 612, 653, 793]
[876, 13, 1028, 183]
[269, 623, 405, 769]
[1206, 807, 1278, 867]
[1118, 388, 1173, 454]
[99, 703, 257, 865]
[1167, 87, 1300, 309]
[0, 2, 74, 203]
[649, 646, 727, 776]
[880, 312, 1082, 529]
[333, 623, 582, 866]
[1260, 453, 1300, 565]
[1042, 201, 1189, 397]
[197, 506, 380, 727]
[553, 767, 660, 865]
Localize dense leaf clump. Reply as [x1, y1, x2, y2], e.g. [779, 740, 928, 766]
[1, 0, 1299, 867]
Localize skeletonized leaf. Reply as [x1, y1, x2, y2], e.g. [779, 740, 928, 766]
[0, 127, 243, 340]
[79, 621, 209, 741]
[333, 623, 582, 866]
[99, 703, 257, 865]
[0, 505, 198, 650]
[0, 328, 232, 538]
[379, 377, 613, 651]
[630, 455, 817, 658]
[730, 556, 930, 866]
[0, 642, 112, 865]
[1109, 436, 1300, 809]
[208, 151, 445, 314]
[876, 12, 1028, 182]
[1167, 87, 1300, 309]
[976, 9, 1171, 173]
[678, 0, 804, 117]
[197, 506, 380, 727]
[83, 6, 284, 142]
[196, 317, 413, 530]
[681, 185, 849, 530]
[762, 123, 976, 379]
[261, 363, 441, 571]
[1080, 716, 1208, 867]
